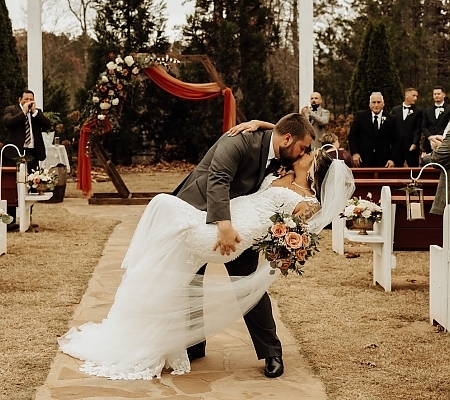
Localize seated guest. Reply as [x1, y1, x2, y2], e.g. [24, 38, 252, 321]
[321, 132, 353, 168]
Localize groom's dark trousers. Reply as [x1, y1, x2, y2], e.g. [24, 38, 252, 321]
[172, 130, 282, 360]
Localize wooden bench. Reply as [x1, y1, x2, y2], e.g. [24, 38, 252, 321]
[350, 167, 441, 251]
[332, 186, 396, 292]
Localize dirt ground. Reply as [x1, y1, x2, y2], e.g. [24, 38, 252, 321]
[1, 168, 450, 399]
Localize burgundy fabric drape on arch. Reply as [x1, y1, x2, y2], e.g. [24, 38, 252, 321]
[78, 65, 237, 198]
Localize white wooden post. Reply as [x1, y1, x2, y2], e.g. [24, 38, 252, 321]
[299, 0, 314, 110]
[0, 200, 7, 255]
[27, 0, 43, 108]
[430, 204, 450, 328]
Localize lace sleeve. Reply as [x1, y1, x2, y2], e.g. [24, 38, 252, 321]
[256, 174, 279, 193]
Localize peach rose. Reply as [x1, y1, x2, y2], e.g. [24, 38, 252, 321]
[353, 207, 363, 216]
[301, 234, 310, 248]
[285, 232, 302, 249]
[271, 222, 288, 238]
[295, 249, 308, 261]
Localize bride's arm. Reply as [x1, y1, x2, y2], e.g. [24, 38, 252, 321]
[226, 120, 275, 136]
[293, 200, 321, 222]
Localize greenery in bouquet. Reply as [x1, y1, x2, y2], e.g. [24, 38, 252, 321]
[252, 209, 320, 276]
[0, 208, 13, 224]
[340, 192, 382, 223]
[27, 168, 58, 191]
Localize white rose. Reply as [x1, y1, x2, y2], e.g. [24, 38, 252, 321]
[99, 102, 111, 110]
[343, 206, 355, 218]
[112, 98, 119, 106]
[361, 209, 372, 218]
[92, 96, 100, 103]
[132, 66, 140, 75]
[283, 217, 296, 229]
[98, 114, 106, 120]
[116, 66, 123, 72]
[101, 75, 109, 83]
[115, 57, 124, 64]
[106, 61, 117, 70]
[124, 55, 134, 66]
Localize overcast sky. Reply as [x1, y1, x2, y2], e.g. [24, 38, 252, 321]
[4, 0, 195, 41]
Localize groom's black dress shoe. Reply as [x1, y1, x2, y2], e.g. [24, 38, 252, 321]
[187, 341, 206, 362]
[264, 356, 284, 378]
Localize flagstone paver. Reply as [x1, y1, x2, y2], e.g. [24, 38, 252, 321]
[35, 198, 327, 400]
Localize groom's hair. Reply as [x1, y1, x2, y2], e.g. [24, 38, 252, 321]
[274, 113, 315, 141]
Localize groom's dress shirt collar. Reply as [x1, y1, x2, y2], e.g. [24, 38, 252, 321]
[266, 133, 276, 167]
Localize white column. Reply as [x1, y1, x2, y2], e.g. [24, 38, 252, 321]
[299, 0, 314, 110]
[27, 0, 43, 109]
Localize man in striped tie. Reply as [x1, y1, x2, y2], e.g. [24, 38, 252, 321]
[3, 89, 52, 230]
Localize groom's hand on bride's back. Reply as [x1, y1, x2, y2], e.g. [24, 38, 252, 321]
[213, 220, 242, 256]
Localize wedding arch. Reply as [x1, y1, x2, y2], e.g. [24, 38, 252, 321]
[77, 54, 244, 204]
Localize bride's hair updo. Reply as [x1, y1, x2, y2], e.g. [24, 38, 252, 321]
[310, 149, 333, 203]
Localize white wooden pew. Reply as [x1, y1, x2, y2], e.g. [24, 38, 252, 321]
[429, 204, 450, 330]
[332, 186, 397, 292]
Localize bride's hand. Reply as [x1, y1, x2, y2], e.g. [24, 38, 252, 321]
[213, 220, 242, 256]
[227, 120, 261, 137]
[227, 120, 275, 137]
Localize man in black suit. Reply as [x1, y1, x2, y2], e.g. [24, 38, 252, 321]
[3, 89, 52, 228]
[173, 113, 315, 378]
[422, 86, 450, 154]
[348, 92, 399, 168]
[391, 87, 423, 167]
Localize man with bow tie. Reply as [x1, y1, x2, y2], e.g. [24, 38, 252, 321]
[422, 86, 450, 153]
[300, 92, 330, 150]
[391, 88, 423, 167]
[348, 92, 399, 168]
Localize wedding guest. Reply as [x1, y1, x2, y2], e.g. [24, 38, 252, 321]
[301, 92, 330, 149]
[422, 86, 450, 154]
[320, 132, 353, 167]
[348, 92, 399, 168]
[391, 88, 423, 167]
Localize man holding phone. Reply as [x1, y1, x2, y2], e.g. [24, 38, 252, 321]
[3, 89, 52, 230]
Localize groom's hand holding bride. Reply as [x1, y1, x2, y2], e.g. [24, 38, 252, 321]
[213, 220, 242, 255]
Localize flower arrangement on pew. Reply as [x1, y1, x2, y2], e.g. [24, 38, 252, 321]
[340, 193, 382, 234]
[0, 209, 13, 224]
[27, 168, 58, 195]
[252, 209, 320, 276]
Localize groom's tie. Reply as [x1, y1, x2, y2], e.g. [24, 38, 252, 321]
[264, 158, 280, 177]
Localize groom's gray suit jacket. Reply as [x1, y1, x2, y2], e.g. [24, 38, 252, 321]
[173, 129, 272, 223]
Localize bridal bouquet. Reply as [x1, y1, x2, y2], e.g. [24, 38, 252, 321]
[252, 209, 320, 276]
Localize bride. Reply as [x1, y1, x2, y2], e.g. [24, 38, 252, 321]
[58, 148, 355, 380]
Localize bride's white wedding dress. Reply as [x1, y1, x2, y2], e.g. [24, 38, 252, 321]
[58, 175, 319, 380]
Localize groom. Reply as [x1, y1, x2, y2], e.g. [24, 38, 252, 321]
[173, 113, 315, 378]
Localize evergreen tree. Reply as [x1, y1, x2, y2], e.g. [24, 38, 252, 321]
[348, 21, 402, 112]
[347, 22, 373, 113]
[365, 22, 402, 111]
[0, 0, 25, 141]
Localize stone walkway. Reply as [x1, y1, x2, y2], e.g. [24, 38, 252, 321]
[35, 198, 327, 400]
